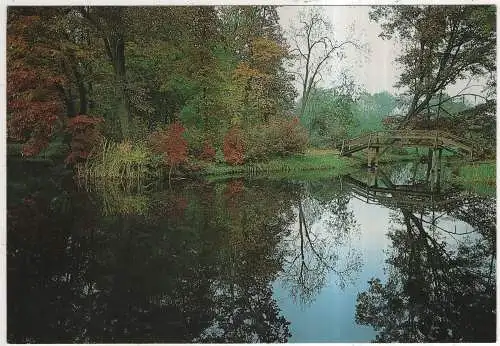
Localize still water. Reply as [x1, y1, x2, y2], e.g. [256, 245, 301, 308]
[7, 161, 496, 343]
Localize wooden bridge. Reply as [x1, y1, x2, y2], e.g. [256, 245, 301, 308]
[338, 130, 473, 165]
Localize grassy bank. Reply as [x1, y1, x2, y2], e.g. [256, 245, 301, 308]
[200, 149, 359, 180]
[452, 161, 496, 196]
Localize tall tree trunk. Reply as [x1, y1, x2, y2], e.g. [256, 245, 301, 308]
[107, 34, 130, 139]
[70, 62, 88, 115]
[80, 7, 131, 139]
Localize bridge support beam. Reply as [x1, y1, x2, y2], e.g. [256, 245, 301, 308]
[367, 147, 379, 169]
[430, 148, 443, 192]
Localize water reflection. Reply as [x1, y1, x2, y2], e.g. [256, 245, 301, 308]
[279, 181, 362, 306]
[7, 161, 496, 342]
[351, 164, 496, 342]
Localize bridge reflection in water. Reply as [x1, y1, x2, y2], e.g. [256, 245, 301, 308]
[339, 165, 461, 210]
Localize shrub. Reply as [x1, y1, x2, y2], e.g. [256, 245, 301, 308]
[244, 126, 273, 161]
[245, 117, 308, 161]
[223, 126, 245, 165]
[65, 115, 104, 164]
[276, 117, 308, 154]
[149, 121, 188, 168]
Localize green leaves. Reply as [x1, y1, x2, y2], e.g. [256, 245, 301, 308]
[370, 5, 496, 123]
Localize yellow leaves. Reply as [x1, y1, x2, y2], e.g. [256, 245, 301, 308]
[233, 62, 265, 81]
[250, 37, 286, 68]
[233, 37, 286, 83]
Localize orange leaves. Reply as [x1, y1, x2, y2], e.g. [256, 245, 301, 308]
[149, 121, 188, 167]
[8, 99, 63, 156]
[223, 126, 245, 165]
[233, 62, 266, 81]
[233, 37, 286, 83]
[164, 122, 188, 167]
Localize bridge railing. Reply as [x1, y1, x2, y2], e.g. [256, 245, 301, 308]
[340, 130, 473, 152]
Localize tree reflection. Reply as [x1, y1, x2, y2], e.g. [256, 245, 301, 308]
[279, 180, 362, 305]
[355, 194, 496, 342]
[7, 177, 298, 343]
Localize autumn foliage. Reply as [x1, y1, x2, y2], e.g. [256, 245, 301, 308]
[7, 12, 67, 156]
[223, 126, 245, 165]
[244, 117, 308, 161]
[65, 115, 104, 164]
[149, 121, 188, 167]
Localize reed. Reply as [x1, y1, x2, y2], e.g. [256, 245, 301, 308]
[457, 162, 495, 184]
[452, 161, 496, 196]
[76, 139, 164, 189]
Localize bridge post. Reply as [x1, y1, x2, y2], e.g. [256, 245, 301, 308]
[430, 148, 442, 192]
[436, 148, 442, 192]
[425, 148, 433, 182]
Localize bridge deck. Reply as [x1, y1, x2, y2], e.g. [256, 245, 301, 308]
[339, 130, 473, 157]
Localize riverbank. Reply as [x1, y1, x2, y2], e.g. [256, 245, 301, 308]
[198, 149, 359, 181]
[8, 142, 496, 190]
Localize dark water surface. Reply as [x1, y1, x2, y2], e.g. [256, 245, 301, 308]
[7, 161, 496, 343]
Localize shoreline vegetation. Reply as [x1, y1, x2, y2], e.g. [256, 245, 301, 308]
[8, 142, 495, 193]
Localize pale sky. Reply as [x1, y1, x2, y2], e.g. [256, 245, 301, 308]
[278, 5, 488, 100]
[279, 6, 401, 95]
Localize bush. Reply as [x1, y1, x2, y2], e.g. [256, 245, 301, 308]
[223, 126, 245, 165]
[245, 117, 308, 161]
[149, 121, 188, 168]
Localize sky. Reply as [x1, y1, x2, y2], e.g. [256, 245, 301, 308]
[279, 6, 401, 95]
[278, 5, 489, 100]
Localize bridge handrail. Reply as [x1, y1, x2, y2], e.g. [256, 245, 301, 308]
[342, 130, 472, 149]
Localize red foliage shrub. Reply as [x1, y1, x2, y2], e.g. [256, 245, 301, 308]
[7, 12, 68, 157]
[149, 121, 188, 167]
[199, 140, 216, 162]
[65, 115, 104, 164]
[223, 126, 245, 165]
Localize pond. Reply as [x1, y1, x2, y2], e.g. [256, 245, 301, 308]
[7, 160, 496, 343]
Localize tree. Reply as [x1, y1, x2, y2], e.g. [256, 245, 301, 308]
[370, 5, 496, 125]
[288, 7, 361, 115]
[78, 7, 133, 139]
[221, 6, 296, 125]
[7, 8, 67, 156]
[352, 91, 397, 135]
[300, 83, 360, 147]
[149, 121, 188, 184]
